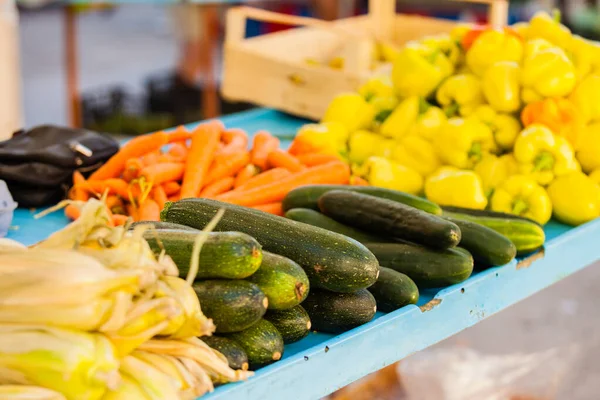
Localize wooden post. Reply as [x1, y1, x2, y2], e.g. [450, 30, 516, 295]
[201, 5, 220, 119]
[64, 5, 81, 128]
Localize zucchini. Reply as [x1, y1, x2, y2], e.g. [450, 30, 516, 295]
[365, 242, 474, 288]
[264, 305, 311, 344]
[282, 184, 442, 215]
[285, 208, 384, 244]
[301, 289, 377, 334]
[193, 280, 268, 333]
[226, 319, 284, 369]
[162, 199, 379, 293]
[367, 267, 419, 312]
[247, 252, 309, 310]
[319, 191, 461, 249]
[130, 221, 198, 231]
[443, 216, 516, 266]
[200, 336, 249, 371]
[441, 208, 545, 256]
[144, 230, 263, 279]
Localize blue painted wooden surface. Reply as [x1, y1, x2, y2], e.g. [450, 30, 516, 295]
[7, 109, 600, 400]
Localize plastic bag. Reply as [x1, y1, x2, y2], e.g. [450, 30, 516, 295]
[399, 346, 579, 400]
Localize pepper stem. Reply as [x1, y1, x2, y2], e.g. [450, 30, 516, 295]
[468, 142, 483, 163]
[419, 97, 431, 114]
[552, 9, 561, 23]
[512, 199, 529, 216]
[445, 102, 460, 117]
[533, 152, 555, 172]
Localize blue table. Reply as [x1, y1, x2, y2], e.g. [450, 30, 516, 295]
[8, 109, 600, 400]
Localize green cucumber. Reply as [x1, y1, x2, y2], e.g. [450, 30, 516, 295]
[285, 208, 385, 244]
[130, 221, 199, 231]
[162, 199, 379, 293]
[201, 336, 249, 371]
[246, 252, 309, 310]
[443, 216, 516, 266]
[226, 319, 284, 369]
[301, 289, 377, 334]
[264, 305, 311, 344]
[193, 280, 268, 333]
[319, 191, 461, 249]
[144, 230, 263, 279]
[441, 207, 545, 256]
[367, 267, 419, 312]
[365, 242, 474, 288]
[282, 184, 442, 215]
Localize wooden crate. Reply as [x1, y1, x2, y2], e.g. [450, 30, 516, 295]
[222, 0, 508, 121]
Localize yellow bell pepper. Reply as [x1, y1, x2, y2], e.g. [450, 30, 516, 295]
[358, 75, 395, 101]
[450, 23, 473, 44]
[358, 156, 423, 195]
[465, 29, 523, 76]
[490, 175, 553, 225]
[377, 41, 401, 63]
[391, 41, 453, 98]
[290, 122, 348, 156]
[379, 96, 420, 139]
[521, 45, 577, 103]
[391, 135, 440, 177]
[523, 38, 553, 60]
[473, 105, 522, 151]
[513, 124, 579, 185]
[500, 153, 520, 176]
[408, 104, 447, 142]
[436, 73, 484, 117]
[589, 169, 600, 186]
[322, 92, 375, 132]
[510, 22, 530, 38]
[370, 96, 400, 127]
[547, 171, 600, 225]
[569, 74, 600, 123]
[434, 117, 496, 169]
[474, 154, 509, 197]
[568, 35, 600, 81]
[575, 122, 600, 173]
[481, 61, 521, 113]
[348, 130, 393, 165]
[528, 10, 571, 50]
[420, 34, 462, 66]
[425, 166, 488, 210]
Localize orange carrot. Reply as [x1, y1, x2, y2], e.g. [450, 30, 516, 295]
[267, 149, 305, 172]
[111, 214, 130, 226]
[152, 185, 168, 210]
[222, 128, 248, 146]
[105, 195, 125, 214]
[138, 198, 161, 221]
[167, 143, 189, 161]
[180, 121, 222, 198]
[140, 152, 160, 167]
[205, 151, 251, 185]
[216, 161, 350, 206]
[123, 158, 144, 182]
[168, 194, 180, 202]
[162, 181, 181, 196]
[234, 164, 259, 188]
[126, 203, 139, 221]
[250, 202, 283, 216]
[199, 177, 235, 198]
[235, 167, 292, 191]
[64, 204, 81, 221]
[90, 131, 169, 180]
[350, 176, 370, 186]
[297, 153, 341, 167]
[140, 163, 185, 185]
[85, 178, 130, 198]
[168, 126, 193, 143]
[251, 131, 280, 170]
[71, 171, 89, 201]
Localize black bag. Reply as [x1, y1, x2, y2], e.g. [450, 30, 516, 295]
[0, 125, 119, 207]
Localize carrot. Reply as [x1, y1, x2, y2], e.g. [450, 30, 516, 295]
[267, 149, 305, 172]
[180, 121, 222, 198]
[236, 167, 292, 191]
[111, 214, 130, 226]
[71, 171, 89, 201]
[162, 181, 181, 196]
[123, 158, 144, 182]
[250, 202, 283, 216]
[222, 128, 248, 146]
[205, 150, 251, 185]
[168, 126, 193, 143]
[85, 178, 130, 198]
[350, 176, 370, 186]
[168, 194, 180, 202]
[152, 185, 168, 210]
[251, 131, 280, 170]
[216, 161, 350, 206]
[140, 152, 160, 167]
[167, 143, 189, 161]
[234, 164, 259, 188]
[138, 198, 161, 221]
[64, 204, 81, 221]
[105, 195, 125, 214]
[297, 153, 341, 167]
[140, 163, 185, 185]
[126, 203, 139, 221]
[89, 131, 169, 180]
[199, 177, 235, 198]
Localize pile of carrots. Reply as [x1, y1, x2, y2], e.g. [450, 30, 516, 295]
[66, 120, 363, 224]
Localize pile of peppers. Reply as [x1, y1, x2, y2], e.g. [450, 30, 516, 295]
[289, 10, 600, 226]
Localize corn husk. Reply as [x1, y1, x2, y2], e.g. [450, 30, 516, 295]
[99, 376, 148, 400]
[0, 239, 27, 252]
[0, 385, 67, 400]
[131, 351, 198, 399]
[0, 324, 120, 400]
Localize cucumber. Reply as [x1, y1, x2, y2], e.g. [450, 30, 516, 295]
[285, 208, 384, 244]
[143, 229, 262, 279]
[319, 191, 461, 249]
[301, 289, 377, 334]
[201, 336, 249, 371]
[193, 280, 268, 333]
[162, 199, 379, 293]
[247, 252, 309, 310]
[264, 305, 311, 344]
[367, 267, 419, 312]
[442, 208, 545, 256]
[226, 319, 284, 369]
[365, 242, 474, 288]
[282, 184, 442, 215]
[130, 221, 199, 231]
[443, 216, 516, 266]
